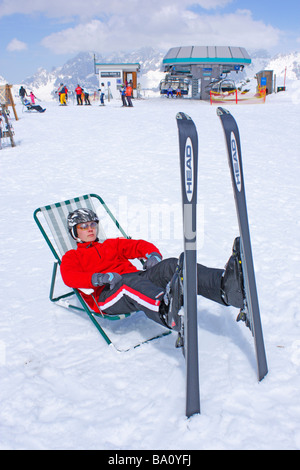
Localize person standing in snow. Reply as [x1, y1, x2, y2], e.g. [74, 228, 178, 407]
[75, 85, 83, 105]
[125, 83, 133, 107]
[60, 85, 68, 106]
[60, 209, 245, 342]
[19, 86, 27, 103]
[120, 84, 127, 107]
[83, 87, 91, 105]
[98, 83, 105, 106]
[29, 91, 37, 104]
[56, 83, 64, 104]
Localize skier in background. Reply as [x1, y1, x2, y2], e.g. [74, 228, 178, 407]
[75, 85, 83, 105]
[56, 83, 64, 104]
[19, 86, 27, 103]
[125, 83, 133, 107]
[29, 91, 37, 104]
[98, 83, 105, 106]
[83, 87, 91, 105]
[120, 84, 127, 107]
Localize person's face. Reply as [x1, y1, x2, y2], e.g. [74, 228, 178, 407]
[76, 221, 98, 242]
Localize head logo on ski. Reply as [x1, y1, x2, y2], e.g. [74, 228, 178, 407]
[185, 137, 194, 201]
[230, 132, 242, 192]
[176, 111, 200, 418]
[217, 107, 268, 383]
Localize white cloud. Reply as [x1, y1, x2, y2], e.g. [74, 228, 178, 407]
[7, 38, 28, 52]
[0, 0, 233, 19]
[1, 1, 282, 57]
[40, 8, 281, 55]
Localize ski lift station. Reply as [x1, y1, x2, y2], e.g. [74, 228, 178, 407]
[161, 46, 251, 100]
[94, 60, 140, 99]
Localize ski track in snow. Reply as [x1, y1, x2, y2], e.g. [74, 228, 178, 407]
[0, 87, 300, 450]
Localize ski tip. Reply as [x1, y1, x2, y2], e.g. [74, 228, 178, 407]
[216, 107, 230, 117]
[176, 112, 192, 121]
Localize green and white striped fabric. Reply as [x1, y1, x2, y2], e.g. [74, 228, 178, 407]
[38, 194, 107, 258]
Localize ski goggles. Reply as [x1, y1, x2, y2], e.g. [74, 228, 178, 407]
[77, 221, 98, 230]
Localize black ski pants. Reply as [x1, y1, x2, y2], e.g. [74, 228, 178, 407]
[97, 258, 225, 327]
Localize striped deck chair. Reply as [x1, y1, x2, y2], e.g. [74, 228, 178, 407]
[33, 193, 170, 349]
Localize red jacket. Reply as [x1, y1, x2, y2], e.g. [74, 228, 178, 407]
[75, 86, 83, 95]
[60, 237, 161, 311]
[125, 85, 133, 97]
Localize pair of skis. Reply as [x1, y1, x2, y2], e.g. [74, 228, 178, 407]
[176, 108, 268, 418]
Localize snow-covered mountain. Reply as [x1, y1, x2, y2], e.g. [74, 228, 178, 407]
[8, 47, 300, 102]
[247, 49, 300, 80]
[246, 49, 272, 77]
[18, 48, 165, 101]
[268, 51, 300, 80]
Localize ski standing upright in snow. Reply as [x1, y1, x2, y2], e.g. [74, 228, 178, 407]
[176, 112, 201, 417]
[217, 107, 268, 382]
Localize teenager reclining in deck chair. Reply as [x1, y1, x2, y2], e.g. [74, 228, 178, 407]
[60, 208, 245, 342]
[23, 98, 46, 113]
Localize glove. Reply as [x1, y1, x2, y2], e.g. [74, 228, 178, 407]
[91, 272, 122, 290]
[143, 252, 162, 270]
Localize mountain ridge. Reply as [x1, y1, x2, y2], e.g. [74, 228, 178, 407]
[2, 47, 299, 101]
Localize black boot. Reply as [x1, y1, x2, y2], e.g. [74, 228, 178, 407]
[160, 253, 184, 332]
[221, 237, 245, 309]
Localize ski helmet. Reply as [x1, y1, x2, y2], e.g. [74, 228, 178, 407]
[67, 208, 99, 240]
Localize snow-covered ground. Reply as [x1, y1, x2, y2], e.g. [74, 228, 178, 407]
[1, 85, 300, 450]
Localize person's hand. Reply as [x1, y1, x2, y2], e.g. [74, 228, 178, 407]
[143, 252, 162, 270]
[92, 272, 122, 290]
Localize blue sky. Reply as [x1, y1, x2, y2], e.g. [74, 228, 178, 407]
[0, 0, 299, 83]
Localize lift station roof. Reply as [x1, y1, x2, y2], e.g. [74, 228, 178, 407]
[163, 46, 251, 66]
